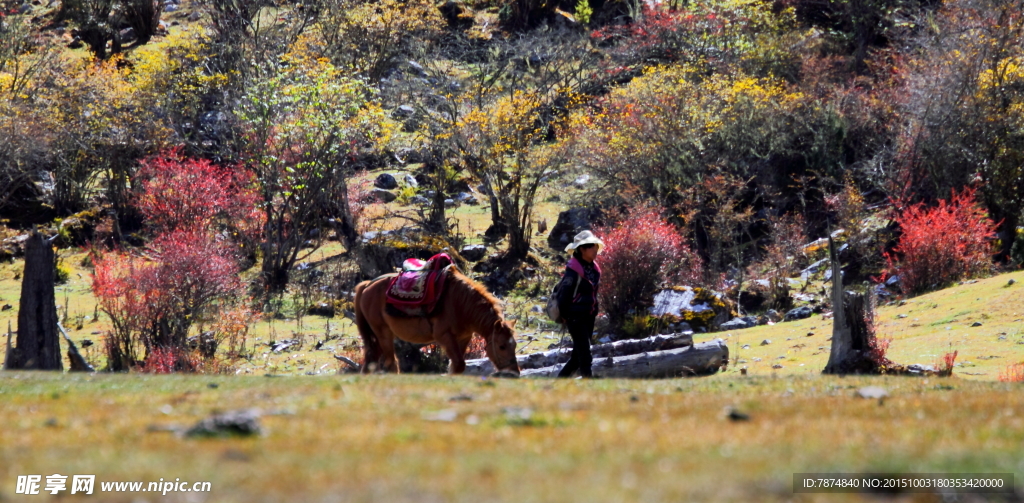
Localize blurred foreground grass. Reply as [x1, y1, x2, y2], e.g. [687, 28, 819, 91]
[1, 372, 1023, 502]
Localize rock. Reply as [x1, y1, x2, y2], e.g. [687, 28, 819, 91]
[454, 192, 479, 205]
[573, 174, 590, 188]
[409, 195, 430, 205]
[393, 105, 416, 119]
[1008, 278, 1017, 286]
[971, 322, 983, 327]
[407, 60, 428, 77]
[771, 364, 783, 369]
[422, 409, 458, 422]
[444, 198, 456, 208]
[856, 386, 889, 399]
[760, 339, 772, 346]
[460, 244, 487, 262]
[784, 306, 813, 322]
[720, 317, 757, 331]
[188, 10, 201, 22]
[185, 409, 262, 438]
[164, 2, 178, 11]
[119, 27, 137, 43]
[374, 173, 398, 190]
[1, 304, 11, 311]
[307, 302, 335, 317]
[371, 188, 397, 203]
[403, 173, 418, 187]
[547, 207, 597, 250]
[897, 314, 908, 319]
[724, 407, 749, 421]
[799, 258, 828, 280]
[765, 309, 781, 323]
[648, 287, 732, 331]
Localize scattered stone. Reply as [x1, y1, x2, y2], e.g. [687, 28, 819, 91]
[444, 198, 456, 208]
[307, 302, 335, 317]
[422, 409, 458, 422]
[502, 407, 534, 425]
[409, 195, 430, 205]
[752, 357, 761, 362]
[720, 316, 757, 331]
[530, 305, 543, 314]
[806, 332, 814, 337]
[760, 339, 772, 346]
[771, 364, 783, 369]
[784, 306, 813, 322]
[449, 394, 473, 402]
[403, 173, 418, 187]
[971, 322, 983, 327]
[724, 406, 749, 421]
[393, 105, 416, 119]
[460, 244, 487, 262]
[185, 409, 262, 438]
[573, 174, 590, 188]
[741, 344, 750, 350]
[897, 314, 908, 319]
[188, 10, 201, 22]
[407, 60, 428, 77]
[1009, 278, 1017, 286]
[856, 386, 888, 399]
[374, 173, 398, 190]
[1, 304, 11, 311]
[371, 188, 397, 203]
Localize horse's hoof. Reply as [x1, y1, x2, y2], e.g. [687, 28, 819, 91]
[491, 370, 520, 379]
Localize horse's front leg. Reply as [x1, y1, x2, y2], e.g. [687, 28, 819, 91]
[437, 332, 467, 374]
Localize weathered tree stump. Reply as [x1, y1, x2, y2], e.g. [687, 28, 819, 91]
[464, 333, 694, 376]
[823, 237, 899, 374]
[6, 232, 62, 370]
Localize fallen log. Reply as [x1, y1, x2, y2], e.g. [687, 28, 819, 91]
[464, 332, 693, 376]
[521, 339, 728, 378]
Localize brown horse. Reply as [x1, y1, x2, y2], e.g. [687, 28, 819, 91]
[353, 267, 520, 377]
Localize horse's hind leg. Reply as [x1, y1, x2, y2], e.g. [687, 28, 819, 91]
[374, 326, 400, 373]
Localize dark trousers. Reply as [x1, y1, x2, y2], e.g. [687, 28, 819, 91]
[558, 315, 595, 378]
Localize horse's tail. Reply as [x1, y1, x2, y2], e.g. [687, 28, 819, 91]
[353, 280, 375, 343]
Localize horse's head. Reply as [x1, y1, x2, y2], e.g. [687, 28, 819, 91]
[487, 319, 520, 378]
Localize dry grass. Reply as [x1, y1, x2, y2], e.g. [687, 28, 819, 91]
[1, 372, 1022, 502]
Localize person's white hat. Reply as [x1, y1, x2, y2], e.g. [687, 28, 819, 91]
[564, 230, 604, 253]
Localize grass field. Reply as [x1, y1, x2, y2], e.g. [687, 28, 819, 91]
[1, 372, 1023, 502]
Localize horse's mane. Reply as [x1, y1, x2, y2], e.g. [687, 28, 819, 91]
[447, 266, 504, 329]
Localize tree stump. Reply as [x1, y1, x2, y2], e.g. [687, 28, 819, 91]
[6, 232, 63, 370]
[823, 237, 897, 374]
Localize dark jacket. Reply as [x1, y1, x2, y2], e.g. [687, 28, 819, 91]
[557, 257, 601, 319]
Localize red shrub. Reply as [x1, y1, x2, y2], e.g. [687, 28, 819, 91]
[92, 229, 245, 372]
[885, 187, 997, 295]
[138, 347, 177, 374]
[936, 349, 959, 377]
[597, 206, 702, 326]
[135, 149, 262, 238]
[998, 363, 1024, 383]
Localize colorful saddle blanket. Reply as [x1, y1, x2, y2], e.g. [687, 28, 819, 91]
[385, 253, 454, 317]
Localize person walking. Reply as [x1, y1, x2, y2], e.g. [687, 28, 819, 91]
[557, 230, 604, 378]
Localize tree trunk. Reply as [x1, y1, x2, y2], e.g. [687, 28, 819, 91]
[7, 232, 63, 370]
[465, 332, 694, 375]
[824, 236, 889, 374]
[522, 339, 728, 378]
